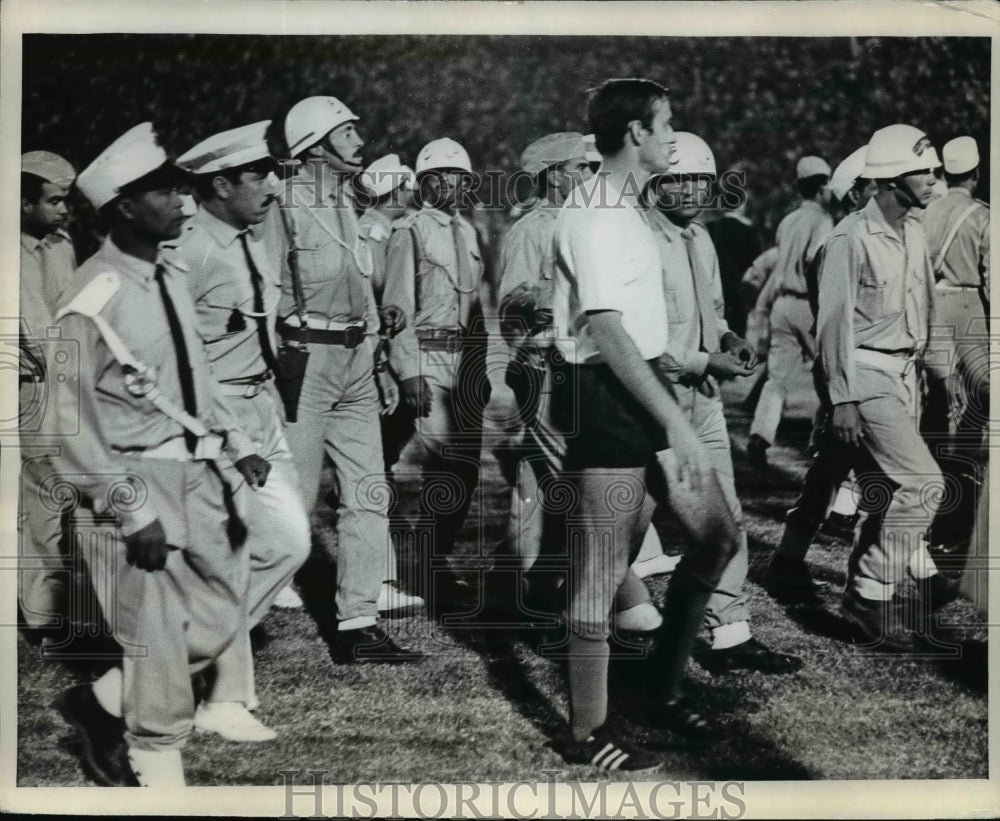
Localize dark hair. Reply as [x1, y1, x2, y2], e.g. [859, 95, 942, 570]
[944, 168, 977, 187]
[21, 172, 46, 204]
[798, 174, 829, 199]
[192, 167, 244, 200]
[536, 163, 560, 198]
[587, 78, 670, 157]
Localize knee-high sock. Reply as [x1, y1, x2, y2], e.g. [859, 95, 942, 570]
[647, 564, 715, 704]
[567, 635, 610, 742]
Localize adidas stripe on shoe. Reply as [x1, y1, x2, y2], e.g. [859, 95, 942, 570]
[563, 725, 662, 773]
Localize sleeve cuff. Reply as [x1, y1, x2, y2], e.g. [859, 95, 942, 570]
[686, 351, 710, 377]
[225, 429, 256, 464]
[118, 506, 158, 538]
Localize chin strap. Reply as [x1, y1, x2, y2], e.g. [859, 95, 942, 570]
[893, 176, 926, 210]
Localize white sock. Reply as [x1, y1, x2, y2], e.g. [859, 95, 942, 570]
[830, 482, 858, 516]
[338, 616, 377, 631]
[711, 620, 752, 650]
[127, 748, 186, 787]
[92, 667, 123, 718]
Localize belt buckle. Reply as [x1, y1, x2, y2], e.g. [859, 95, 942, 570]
[343, 325, 363, 349]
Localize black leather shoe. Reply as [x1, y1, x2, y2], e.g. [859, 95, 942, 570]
[329, 624, 425, 665]
[746, 434, 770, 468]
[54, 683, 134, 786]
[701, 637, 803, 674]
[762, 556, 828, 606]
[916, 573, 960, 612]
[840, 593, 914, 653]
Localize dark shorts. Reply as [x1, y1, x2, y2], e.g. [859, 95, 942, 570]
[551, 357, 672, 469]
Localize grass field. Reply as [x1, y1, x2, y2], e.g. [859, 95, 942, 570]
[16, 360, 988, 787]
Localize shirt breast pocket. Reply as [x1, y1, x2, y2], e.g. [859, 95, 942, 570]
[293, 230, 342, 285]
[857, 266, 887, 321]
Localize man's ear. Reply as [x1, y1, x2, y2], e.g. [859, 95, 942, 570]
[115, 196, 135, 222]
[212, 174, 233, 200]
[21, 197, 33, 216]
[627, 120, 645, 148]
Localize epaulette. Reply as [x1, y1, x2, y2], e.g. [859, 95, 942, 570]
[975, 198, 990, 210]
[55, 271, 120, 321]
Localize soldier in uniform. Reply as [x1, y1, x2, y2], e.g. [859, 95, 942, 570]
[817, 124, 954, 651]
[356, 153, 425, 614]
[747, 155, 833, 467]
[51, 123, 272, 785]
[18, 151, 78, 633]
[764, 146, 876, 603]
[277, 97, 422, 662]
[645, 132, 801, 674]
[382, 138, 491, 588]
[171, 121, 311, 741]
[921, 137, 990, 578]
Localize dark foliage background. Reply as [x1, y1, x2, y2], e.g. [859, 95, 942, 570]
[22, 34, 989, 253]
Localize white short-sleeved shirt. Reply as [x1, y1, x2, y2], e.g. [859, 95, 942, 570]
[552, 174, 668, 364]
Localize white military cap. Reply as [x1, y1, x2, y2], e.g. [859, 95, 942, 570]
[22, 151, 76, 186]
[177, 120, 272, 174]
[863, 124, 940, 179]
[582, 133, 602, 165]
[285, 96, 359, 157]
[359, 153, 415, 197]
[520, 132, 587, 175]
[415, 138, 472, 175]
[942, 136, 979, 175]
[77, 123, 170, 209]
[829, 146, 868, 201]
[796, 155, 832, 179]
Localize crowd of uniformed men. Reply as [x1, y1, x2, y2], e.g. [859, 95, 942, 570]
[18, 78, 989, 783]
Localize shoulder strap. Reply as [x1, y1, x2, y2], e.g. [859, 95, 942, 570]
[277, 205, 308, 324]
[933, 203, 980, 274]
[58, 272, 211, 439]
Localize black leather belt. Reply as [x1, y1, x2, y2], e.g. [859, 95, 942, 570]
[780, 291, 809, 299]
[279, 323, 367, 348]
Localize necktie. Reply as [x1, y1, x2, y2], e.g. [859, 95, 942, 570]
[239, 231, 279, 372]
[154, 264, 199, 453]
[682, 227, 720, 353]
[452, 216, 478, 327]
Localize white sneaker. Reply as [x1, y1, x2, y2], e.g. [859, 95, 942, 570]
[632, 553, 681, 579]
[377, 581, 425, 616]
[272, 585, 303, 609]
[194, 702, 277, 742]
[127, 748, 186, 787]
[613, 601, 663, 633]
